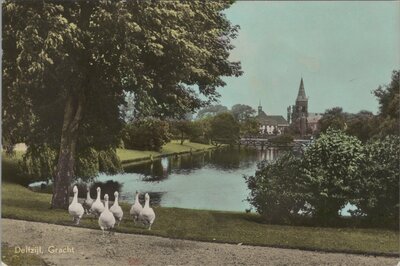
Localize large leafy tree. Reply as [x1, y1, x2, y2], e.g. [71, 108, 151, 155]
[209, 112, 239, 145]
[346, 110, 377, 142]
[2, 1, 242, 208]
[231, 104, 255, 122]
[318, 107, 349, 133]
[373, 70, 399, 136]
[196, 104, 229, 119]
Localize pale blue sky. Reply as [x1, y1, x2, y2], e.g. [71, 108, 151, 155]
[218, 1, 399, 116]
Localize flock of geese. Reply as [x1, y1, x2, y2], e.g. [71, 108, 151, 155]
[68, 185, 156, 234]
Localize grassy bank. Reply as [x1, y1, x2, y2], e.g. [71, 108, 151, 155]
[118, 140, 216, 165]
[2, 183, 398, 256]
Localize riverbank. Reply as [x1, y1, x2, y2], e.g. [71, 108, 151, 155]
[3, 219, 398, 266]
[118, 140, 219, 167]
[1, 141, 219, 185]
[2, 183, 398, 256]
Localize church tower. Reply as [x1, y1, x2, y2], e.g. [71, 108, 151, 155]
[258, 100, 263, 116]
[290, 78, 309, 136]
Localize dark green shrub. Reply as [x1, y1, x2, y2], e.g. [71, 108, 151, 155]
[352, 135, 399, 225]
[244, 152, 306, 223]
[302, 129, 364, 222]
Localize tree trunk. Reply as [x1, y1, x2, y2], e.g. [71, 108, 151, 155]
[180, 132, 184, 145]
[51, 94, 84, 209]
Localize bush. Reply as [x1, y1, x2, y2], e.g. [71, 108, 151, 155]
[122, 118, 170, 151]
[244, 152, 306, 223]
[302, 129, 364, 222]
[352, 135, 399, 225]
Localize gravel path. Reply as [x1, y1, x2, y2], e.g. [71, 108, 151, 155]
[2, 219, 398, 266]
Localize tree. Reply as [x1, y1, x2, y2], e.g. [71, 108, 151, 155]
[318, 107, 349, 133]
[122, 118, 170, 151]
[240, 118, 260, 137]
[2, 1, 242, 208]
[373, 70, 399, 136]
[209, 112, 240, 145]
[196, 104, 229, 119]
[244, 152, 306, 223]
[189, 118, 213, 144]
[302, 129, 364, 222]
[170, 120, 201, 145]
[231, 104, 255, 122]
[353, 135, 400, 225]
[345, 111, 377, 142]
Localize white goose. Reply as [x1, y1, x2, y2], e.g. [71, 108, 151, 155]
[90, 187, 104, 217]
[110, 191, 123, 226]
[98, 194, 116, 235]
[129, 191, 143, 224]
[138, 193, 156, 230]
[68, 185, 85, 225]
[83, 186, 94, 214]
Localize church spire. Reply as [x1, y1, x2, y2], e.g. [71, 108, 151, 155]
[296, 77, 307, 101]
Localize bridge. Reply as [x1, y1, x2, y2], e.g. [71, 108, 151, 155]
[239, 137, 312, 150]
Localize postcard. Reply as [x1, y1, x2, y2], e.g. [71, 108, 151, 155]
[1, 1, 399, 265]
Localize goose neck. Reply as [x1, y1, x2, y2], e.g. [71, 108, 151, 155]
[96, 190, 101, 200]
[105, 200, 109, 210]
[114, 196, 119, 205]
[144, 199, 149, 208]
[73, 192, 78, 203]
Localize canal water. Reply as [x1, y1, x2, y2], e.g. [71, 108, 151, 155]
[29, 146, 355, 214]
[96, 147, 281, 212]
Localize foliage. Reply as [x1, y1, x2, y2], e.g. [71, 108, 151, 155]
[346, 111, 378, 143]
[2, 151, 34, 186]
[239, 118, 260, 137]
[169, 120, 202, 145]
[231, 104, 255, 122]
[122, 118, 170, 151]
[196, 104, 229, 119]
[188, 118, 213, 144]
[21, 145, 122, 181]
[373, 70, 399, 136]
[352, 135, 400, 225]
[244, 152, 306, 223]
[302, 129, 364, 221]
[21, 144, 57, 182]
[318, 107, 349, 133]
[209, 112, 240, 145]
[2, 1, 242, 207]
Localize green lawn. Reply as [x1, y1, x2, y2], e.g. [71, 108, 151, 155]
[2, 183, 398, 256]
[117, 140, 215, 164]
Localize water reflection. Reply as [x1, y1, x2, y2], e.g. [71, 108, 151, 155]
[96, 147, 282, 211]
[124, 148, 267, 182]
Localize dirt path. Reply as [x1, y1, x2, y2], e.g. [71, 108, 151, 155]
[2, 219, 398, 266]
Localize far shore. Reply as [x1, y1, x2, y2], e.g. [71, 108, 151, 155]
[117, 140, 223, 167]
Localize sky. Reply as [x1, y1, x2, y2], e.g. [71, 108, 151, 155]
[217, 1, 399, 116]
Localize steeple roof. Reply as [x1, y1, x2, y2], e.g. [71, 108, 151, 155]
[296, 78, 307, 102]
